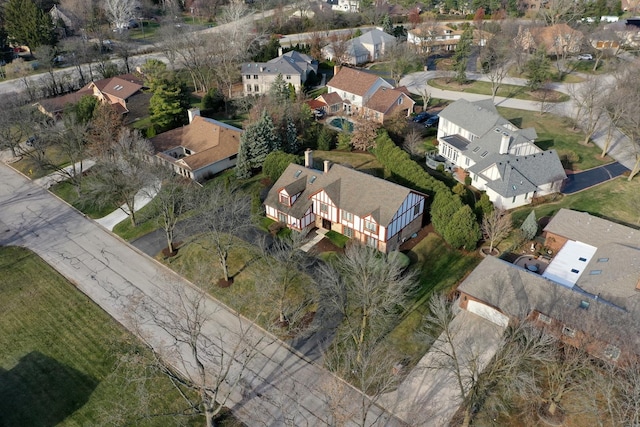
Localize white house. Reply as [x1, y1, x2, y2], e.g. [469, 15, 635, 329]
[149, 109, 242, 182]
[437, 99, 566, 209]
[264, 150, 426, 253]
[407, 24, 463, 53]
[241, 50, 318, 97]
[331, 0, 360, 12]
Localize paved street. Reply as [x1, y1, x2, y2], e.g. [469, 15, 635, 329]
[0, 164, 406, 427]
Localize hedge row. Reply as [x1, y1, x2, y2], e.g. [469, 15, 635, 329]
[373, 131, 449, 197]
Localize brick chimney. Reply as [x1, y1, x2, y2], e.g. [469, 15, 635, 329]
[304, 149, 313, 168]
[324, 160, 331, 173]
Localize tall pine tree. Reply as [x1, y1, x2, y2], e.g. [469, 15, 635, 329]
[4, 0, 56, 50]
[148, 74, 191, 132]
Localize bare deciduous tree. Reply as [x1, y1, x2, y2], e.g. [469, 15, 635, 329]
[133, 284, 264, 427]
[403, 128, 425, 157]
[0, 96, 30, 158]
[86, 128, 156, 226]
[567, 75, 606, 145]
[350, 117, 380, 151]
[103, 0, 139, 31]
[190, 185, 253, 284]
[481, 208, 512, 253]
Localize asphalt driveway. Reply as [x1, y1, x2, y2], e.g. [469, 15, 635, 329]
[562, 162, 628, 194]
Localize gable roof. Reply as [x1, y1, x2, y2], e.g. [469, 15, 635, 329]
[439, 98, 509, 137]
[327, 67, 391, 96]
[91, 76, 142, 100]
[150, 116, 241, 172]
[265, 162, 423, 225]
[365, 86, 415, 115]
[357, 29, 396, 46]
[242, 50, 317, 76]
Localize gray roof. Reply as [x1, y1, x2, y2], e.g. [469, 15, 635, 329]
[542, 209, 640, 303]
[469, 150, 567, 197]
[265, 162, 423, 226]
[241, 50, 317, 76]
[357, 28, 396, 45]
[439, 99, 509, 137]
[458, 255, 640, 355]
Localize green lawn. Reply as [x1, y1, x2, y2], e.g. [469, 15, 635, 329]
[384, 233, 481, 361]
[428, 78, 570, 102]
[511, 176, 640, 229]
[325, 230, 349, 248]
[0, 246, 202, 426]
[312, 150, 384, 176]
[161, 234, 314, 334]
[11, 145, 71, 179]
[50, 179, 119, 219]
[112, 199, 161, 241]
[497, 107, 612, 171]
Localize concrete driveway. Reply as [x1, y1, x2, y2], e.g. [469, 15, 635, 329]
[562, 162, 629, 194]
[381, 309, 506, 426]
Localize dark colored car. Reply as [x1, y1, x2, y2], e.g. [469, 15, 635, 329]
[424, 115, 439, 128]
[412, 112, 430, 123]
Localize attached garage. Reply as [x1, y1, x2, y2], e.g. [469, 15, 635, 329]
[466, 300, 509, 328]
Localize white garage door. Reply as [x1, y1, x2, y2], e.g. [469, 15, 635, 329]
[466, 300, 509, 328]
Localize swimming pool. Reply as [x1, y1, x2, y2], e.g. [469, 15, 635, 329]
[328, 117, 354, 133]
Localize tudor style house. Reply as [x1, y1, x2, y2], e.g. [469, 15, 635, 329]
[241, 50, 318, 97]
[322, 29, 396, 66]
[322, 67, 414, 120]
[149, 109, 241, 181]
[458, 209, 640, 364]
[264, 150, 426, 253]
[514, 23, 584, 56]
[436, 99, 566, 209]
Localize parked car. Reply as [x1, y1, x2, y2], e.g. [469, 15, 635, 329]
[412, 112, 431, 123]
[577, 53, 593, 60]
[314, 109, 325, 119]
[424, 115, 439, 128]
[25, 136, 36, 147]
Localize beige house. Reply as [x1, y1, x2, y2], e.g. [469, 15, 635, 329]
[407, 25, 464, 53]
[241, 51, 318, 97]
[264, 150, 426, 253]
[515, 24, 584, 56]
[149, 109, 241, 182]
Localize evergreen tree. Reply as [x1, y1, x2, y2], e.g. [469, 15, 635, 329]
[444, 205, 481, 250]
[263, 151, 299, 182]
[235, 138, 252, 179]
[269, 74, 290, 104]
[317, 127, 334, 151]
[245, 110, 280, 169]
[520, 210, 538, 240]
[474, 192, 494, 221]
[149, 74, 191, 132]
[526, 49, 551, 91]
[283, 117, 299, 153]
[71, 95, 99, 124]
[382, 15, 394, 35]
[453, 26, 473, 83]
[431, 191, 463, 236]
[4, 0, 56, 50]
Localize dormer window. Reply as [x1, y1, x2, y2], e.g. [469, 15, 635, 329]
[279, 193, 290, 206]
[364, 219, 377, 233]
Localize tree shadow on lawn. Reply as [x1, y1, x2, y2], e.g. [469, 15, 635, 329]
[0, 351, 98, 427]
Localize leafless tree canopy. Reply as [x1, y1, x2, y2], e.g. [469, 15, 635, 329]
[102, 0, 139, 30]
[481, 208, 512, 253]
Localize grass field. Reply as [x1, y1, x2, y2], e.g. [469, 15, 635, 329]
[497, 107, 611, 171]
[0, 246, 204, 426]
[428, 78, 570, 102]
[50, 179, 119, 219]
[11, 145, 71, 179]
[312, 150, 384, 177]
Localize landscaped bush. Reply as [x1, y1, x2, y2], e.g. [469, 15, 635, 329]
[263, 151, 300, 182]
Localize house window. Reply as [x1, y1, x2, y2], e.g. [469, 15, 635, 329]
[343, 211, 353, 222]
[320, 203, 328, 213]
[366, 235, 377, 248]
[245, 74, 250, 80]
[598, 258, 609, 262]
[364, 219, 377, 233]
[277, 212, 287, 223]
[579, 257, 587, 262]
[414, 204, 420, 216]
[254, 85, 259, 92]
[604, 344, 621, 361]
[286, 75, 291, 80]
[571, 268, 580, 274]
[344, 226, 353, 238]
[562, 326, 576, 338]
[279, 193, 290, 206]
[538, 313, 552, 324]
[590, 270, 602, 275]
[253, 75, 258, 79]
[397, 97, 403, 105]
[246, 84, 251, 92]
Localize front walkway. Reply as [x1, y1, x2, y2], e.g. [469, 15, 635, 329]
[299, 228, 328, 252]
[95, 181, 159, 230]
[33, 160, 96, 189]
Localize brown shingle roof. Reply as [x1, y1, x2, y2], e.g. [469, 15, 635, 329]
[365, 87, 414, 115]
[92, 76, 142, 100]
[265, 162, 425, 226]
[317, 92, 343, 106]
[150, 116, 241, 172]
[35, 87, 92, 114]
[327, 67, 384, 97]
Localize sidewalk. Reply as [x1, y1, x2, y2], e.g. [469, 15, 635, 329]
[33, 160, 95, 189]
[95, 181, 160, 231]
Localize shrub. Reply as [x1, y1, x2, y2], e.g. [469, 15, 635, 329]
[263, 151, 300, 182]
[201, 87, 225, 112]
